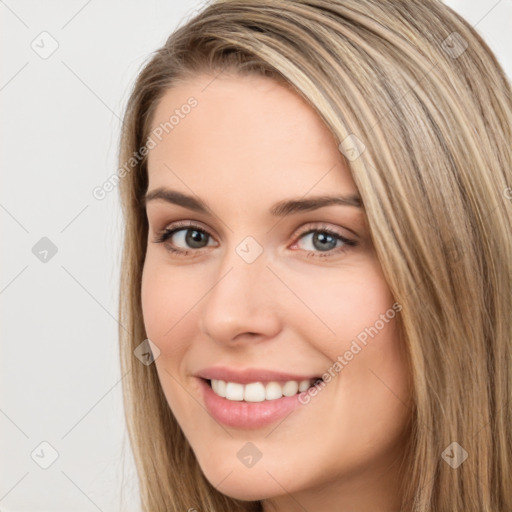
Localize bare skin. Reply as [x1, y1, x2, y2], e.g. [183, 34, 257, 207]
[141, 72, 412, 512]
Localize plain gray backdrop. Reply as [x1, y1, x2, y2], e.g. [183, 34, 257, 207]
[1, 1, 511, 510]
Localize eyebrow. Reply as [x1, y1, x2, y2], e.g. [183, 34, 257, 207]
[143, 187, 363, 216]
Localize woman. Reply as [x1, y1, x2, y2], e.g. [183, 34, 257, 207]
[117, 1, 512, 510]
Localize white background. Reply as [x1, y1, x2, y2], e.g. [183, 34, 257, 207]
[1, 1, 511, 511]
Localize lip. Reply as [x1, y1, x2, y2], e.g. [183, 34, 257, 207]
[198, 377, 306, 429]
[195, 366, 322, 385]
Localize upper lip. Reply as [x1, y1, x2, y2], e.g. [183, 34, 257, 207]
[196, 366, 322, 385]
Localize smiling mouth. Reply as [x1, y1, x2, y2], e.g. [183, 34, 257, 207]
[204, 377, 324, 402]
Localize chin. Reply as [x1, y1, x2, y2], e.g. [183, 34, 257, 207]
[199, 462, 291, 502]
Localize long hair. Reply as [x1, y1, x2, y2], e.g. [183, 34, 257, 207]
[117, 1, 512, 510]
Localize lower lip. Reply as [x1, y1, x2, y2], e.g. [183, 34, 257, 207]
[199, 378, 304, 429]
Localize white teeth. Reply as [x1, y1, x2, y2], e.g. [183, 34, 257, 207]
[244, 382, 266, 402]
[225, 382, 244, 401]
[282, 380, 299, 396]
[265, 381, 283, 400]
[211, 378, 227, 397]
[298, 379, 311, 392]
[210, 378, 315, 402]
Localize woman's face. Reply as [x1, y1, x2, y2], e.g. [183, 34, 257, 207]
[141, 73, 412, 511]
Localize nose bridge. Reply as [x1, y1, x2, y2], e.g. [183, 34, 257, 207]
[213, 234, 269, 303]
[199, 237, 280, 342]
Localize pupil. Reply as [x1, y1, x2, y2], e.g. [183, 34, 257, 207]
[186, 229, 207, 248]
[313, 232, 336, 251]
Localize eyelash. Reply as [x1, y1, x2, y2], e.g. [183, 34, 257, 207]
[152, 220, 357, 259]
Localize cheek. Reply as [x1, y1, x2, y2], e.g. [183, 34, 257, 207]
[290, 262, 396, 346]
[292, 263, 410, 420]
[140, 258, 196, 354]
[140, 259, 201, 417]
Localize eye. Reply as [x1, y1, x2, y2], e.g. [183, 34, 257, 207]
[291, 224, 357, 258]
[152, 221, 217, 256]
[152, 221, 357, 259]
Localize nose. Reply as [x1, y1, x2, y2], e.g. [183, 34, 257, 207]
[198, 245, 282, 346]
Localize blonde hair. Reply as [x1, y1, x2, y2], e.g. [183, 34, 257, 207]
[117, 1, 512, 510]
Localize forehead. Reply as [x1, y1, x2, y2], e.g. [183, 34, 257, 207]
[146, 73, 357, 205]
